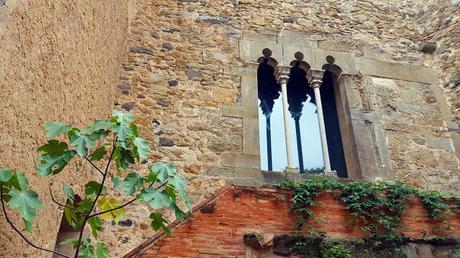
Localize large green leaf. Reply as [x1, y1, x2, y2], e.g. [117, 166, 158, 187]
[150, 162, 176, 182]
[8, 188, 42, 222]
[139, 188, 172, 209]
[112, 124, 133, 142]
[37, 140, 68, 156]
[36, 150, 76, 176]
[15, 172, 29, 190]
[95, 243, 109, 258]
[149, 212, 171, 236]
[88, 216, 102, 239]
[62, 183, 75, 204]
[114, 147, 135, 169]
[70, 133, 95, 156]
[96, 197, 125, 223]
[78, 238, 95, 258]
[0, 168, 13, 182]
[133, 137, 151, 159]
[112, 110, 135, 124]
[44, 122, 72, 138]
[89, 146, 107, 161]
[121, 172, 144, 195]
[81, 120, 112, 134]
[85, 181, 106, 198]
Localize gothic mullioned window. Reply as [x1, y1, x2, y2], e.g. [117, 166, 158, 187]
[257, 49, 348, 178]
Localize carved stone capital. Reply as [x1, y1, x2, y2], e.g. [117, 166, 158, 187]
[275, 65, 291, 85]
[307, 69, 325, 88]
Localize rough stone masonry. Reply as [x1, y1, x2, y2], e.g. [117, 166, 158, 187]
[105, 0, 460, 256]
[0, 0, 459, 257]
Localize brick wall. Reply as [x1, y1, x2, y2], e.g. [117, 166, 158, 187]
[125, 185, 460, 257]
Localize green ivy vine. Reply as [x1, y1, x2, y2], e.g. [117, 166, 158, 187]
[280, 176, 455, 257]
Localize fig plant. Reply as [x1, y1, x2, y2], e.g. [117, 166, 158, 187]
[0, 110, 191, 258]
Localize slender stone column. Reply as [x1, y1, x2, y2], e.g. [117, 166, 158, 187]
[307, 69, 332, 173]
[275, 65, 294, 169]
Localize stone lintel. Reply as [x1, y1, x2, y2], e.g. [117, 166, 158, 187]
[356, 57, 439, 84]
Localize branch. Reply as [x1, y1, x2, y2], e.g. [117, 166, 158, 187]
[49, 185, 80, 212]
[88, 180, 168, 219]
[83, 157, 104, 176]
[74, 138, 117, 258]
[1, 183, 70, 258]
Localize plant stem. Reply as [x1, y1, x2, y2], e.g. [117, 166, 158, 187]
[74, 138, 117, 258]
[1, 183, 70, 258]
[49, 185, 80, 212]
[84, 156, 104, 176]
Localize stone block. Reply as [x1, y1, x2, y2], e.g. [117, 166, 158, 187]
[313, 48, 357, 74]
[424, 136, 455, 152]
[204, 166, 234, 178]
[243, 118, 259, 155]
[282, 45, 314, 65]
[233, 167, 262, 178]
[356, 57, 439, 84]
[249, 42, 283, 64]
[221, 153, 260, 169]
[222, 105, 257, 119]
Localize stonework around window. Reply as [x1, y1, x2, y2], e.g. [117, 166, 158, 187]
[219, 32, 453, 185]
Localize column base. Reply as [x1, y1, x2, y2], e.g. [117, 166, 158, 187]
[322, 170, 338, 177]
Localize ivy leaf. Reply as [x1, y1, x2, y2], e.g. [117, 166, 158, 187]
[112, 110, 135, 124]
[149, 212, 171, 236]
[96, 197, 125, 223]
[150, 162, 176, 182]
[44, 122, 72, 138]
[133, 137, 151, 159]
[88, 216, 102, 239]
[85, 181, 106, 198]
[0, 168, 13, 183]
[121, 172, 144, 195]
[95, 243, 109, 258]
[89, 146, 107, 161]
[139, 188, 172, 209]
[8, 188, 42, 222]
[70, 133, 95, 156]
[63, 183, 75, 204]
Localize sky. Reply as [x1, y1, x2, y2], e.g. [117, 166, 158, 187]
[258, 98, 324, 172]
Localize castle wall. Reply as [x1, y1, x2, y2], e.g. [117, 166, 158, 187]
[0, 0, 132, 256]
[109, 0, 460, 256]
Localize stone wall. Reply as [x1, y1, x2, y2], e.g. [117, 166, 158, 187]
[111, 1, 460, 256]
[0, 0, 132, 257]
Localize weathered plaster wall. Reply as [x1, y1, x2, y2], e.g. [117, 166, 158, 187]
[0, 0, 132, 257]
[111, 0, 459, 256]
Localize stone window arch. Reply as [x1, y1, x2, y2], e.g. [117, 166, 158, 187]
[256, 47, 349, 177]
[220, 32, 430, 182]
